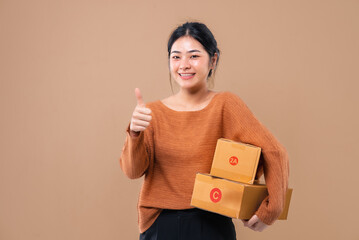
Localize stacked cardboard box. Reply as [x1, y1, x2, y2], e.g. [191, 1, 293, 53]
[191, 138, 292, 220]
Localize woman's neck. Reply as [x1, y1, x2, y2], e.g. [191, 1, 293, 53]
[175, 88, 212, 107]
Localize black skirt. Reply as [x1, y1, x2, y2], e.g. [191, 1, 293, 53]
[139, 208, 236, 240]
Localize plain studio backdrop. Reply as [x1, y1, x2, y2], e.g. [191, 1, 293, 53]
[0, 0, 358, 239]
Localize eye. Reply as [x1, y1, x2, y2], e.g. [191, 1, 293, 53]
[172, 56, 180, 59]
[190, 55, 199, 59]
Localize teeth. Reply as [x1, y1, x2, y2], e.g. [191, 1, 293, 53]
[180, 73, 195, 76]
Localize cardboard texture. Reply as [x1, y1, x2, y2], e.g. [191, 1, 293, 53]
[190, 173, 292, 220]
[210, 138, 261, 184]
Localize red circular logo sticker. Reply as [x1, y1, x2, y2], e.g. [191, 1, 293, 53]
[229, 156, 238, 166]
[210, 188, 222, 203]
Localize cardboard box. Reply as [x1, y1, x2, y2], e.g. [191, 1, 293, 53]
[210, 138, 261, 184]
[190, 173, 293, 220]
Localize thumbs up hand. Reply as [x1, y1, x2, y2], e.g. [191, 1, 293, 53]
[130, 88, 152, 136]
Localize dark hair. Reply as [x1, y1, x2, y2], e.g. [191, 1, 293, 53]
[167, 22, 220, 80]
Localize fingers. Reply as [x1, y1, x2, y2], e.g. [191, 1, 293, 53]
[241, 219, 248, 227]
[242, 215, 268, 232]
[133, 106, 152, 123]
[136, 106, 152, 115]
[251, 222, 267, 232]
[130, 110, 152, 133]
[130, 119, 150, 132]
[135, 88, 144, 106]
[256, 224, 267, 232]
[247, 215, 259, 227]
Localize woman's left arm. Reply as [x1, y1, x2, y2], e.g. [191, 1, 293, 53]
[222, 92, 289, 228]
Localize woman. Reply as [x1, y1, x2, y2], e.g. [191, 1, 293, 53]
[120, 22, 289, 240]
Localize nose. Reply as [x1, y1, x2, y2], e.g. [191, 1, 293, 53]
[179, 57, 190, 70]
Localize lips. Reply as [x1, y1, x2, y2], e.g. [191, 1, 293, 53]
[179, 73, 195, 76]
[179, 73, 195, 80]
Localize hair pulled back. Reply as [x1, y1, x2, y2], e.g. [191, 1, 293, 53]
[167, 22, 220, 78]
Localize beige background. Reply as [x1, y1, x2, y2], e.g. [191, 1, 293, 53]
[1, 0, 358, 239]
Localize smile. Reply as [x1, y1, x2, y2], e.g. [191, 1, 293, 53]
[179, 73, 195, 80]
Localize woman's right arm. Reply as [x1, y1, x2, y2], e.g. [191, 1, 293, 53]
[119, 127, 151, 179]
[119, 88, 153, 179]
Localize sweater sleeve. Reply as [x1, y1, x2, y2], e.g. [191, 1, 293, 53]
[119, 122, 154, 179]
[222, 92, 289, 225]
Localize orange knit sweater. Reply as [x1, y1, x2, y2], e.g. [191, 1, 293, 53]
[119, 91, 289, 233]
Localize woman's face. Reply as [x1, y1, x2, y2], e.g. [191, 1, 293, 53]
[169, 36, 217, 91]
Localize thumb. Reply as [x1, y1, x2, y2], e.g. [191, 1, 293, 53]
[135, 88, 145, 106]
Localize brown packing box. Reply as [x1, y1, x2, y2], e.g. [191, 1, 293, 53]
[190, 173, 293, 220]
[210, 138, 261, 184]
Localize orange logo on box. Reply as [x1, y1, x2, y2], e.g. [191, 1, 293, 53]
[229, 156, 238, 166]
[210, 188, 222, 203]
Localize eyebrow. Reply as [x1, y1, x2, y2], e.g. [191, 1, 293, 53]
[170, 49, 202, 54]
